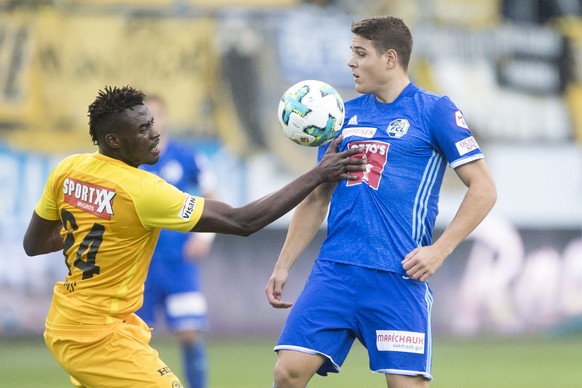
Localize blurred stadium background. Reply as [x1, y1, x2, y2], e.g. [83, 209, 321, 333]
[2, 0, 582, 386]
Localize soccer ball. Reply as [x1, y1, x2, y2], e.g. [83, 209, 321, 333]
[277, 80, 345, 147]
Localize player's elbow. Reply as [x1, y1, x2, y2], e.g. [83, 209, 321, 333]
[23, 240, 42, 257]
[231, 220, 260, 237]
[480, 179, 498, 211]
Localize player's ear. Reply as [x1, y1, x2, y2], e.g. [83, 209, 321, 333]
[104, 133, 121, 149]
[385, 49, 398, 70]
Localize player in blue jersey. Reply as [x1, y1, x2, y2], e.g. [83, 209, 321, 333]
[265, 16, 497, 388]
[136, 95, 217, 388]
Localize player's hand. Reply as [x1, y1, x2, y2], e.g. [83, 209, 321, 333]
[265, 268, 293, 309]
[401, 245, 447, 282]
[317, 136, 367, 182]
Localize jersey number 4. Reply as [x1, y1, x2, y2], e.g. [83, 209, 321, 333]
[61, 209, 103, 279]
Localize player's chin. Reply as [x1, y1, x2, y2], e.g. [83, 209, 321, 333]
[353, 82, 365, 94]
[144, 154, 160, 165]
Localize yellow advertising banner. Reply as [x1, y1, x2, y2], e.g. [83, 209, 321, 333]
[185, 0, 297, 7]
[2, 10, 222, 152]
[64, 0, 296, 7]
[0, 12, 36, 123]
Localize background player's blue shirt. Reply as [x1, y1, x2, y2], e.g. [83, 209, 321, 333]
[317, 82, 484, 274]
[141, 140, 206, 264]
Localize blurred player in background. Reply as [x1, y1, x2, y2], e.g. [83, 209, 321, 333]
[265, 16, 497, 388]
[22, 85, 366, 388]
[137, 95, 216, 388]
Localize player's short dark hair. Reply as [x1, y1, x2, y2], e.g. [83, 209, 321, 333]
[88, 85, 146, 145]
[351, 16, 413, 71]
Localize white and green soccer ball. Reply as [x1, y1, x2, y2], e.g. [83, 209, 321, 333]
[277, 80, 345, 147]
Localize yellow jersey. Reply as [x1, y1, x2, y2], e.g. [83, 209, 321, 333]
[35, 152, 204, 325]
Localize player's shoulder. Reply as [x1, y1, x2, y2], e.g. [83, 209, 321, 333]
[343, 94, 376, 118]
[344, 94, 372, 108]
[52, 153, 92, 173]
[118, 166, 171, 204]
[410, 83, 454, 106]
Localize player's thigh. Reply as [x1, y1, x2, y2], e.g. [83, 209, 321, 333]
[385, 373, 429, 388]
[357, 271, 433, 379]
[274, 350, 326, 381]
[47, 318, 183, 387]
[164, 263, 208, 332]
[165, 291, 208, 331]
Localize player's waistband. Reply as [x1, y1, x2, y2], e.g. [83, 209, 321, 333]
[44, 304, 124, 338]
[45, 319, 117, 338]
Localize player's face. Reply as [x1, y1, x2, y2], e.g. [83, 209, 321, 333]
[146, 99, 168, 137]
[145, 99, 170, 152]
[347, 34, 390, 97]
[116, 104, 161, 167]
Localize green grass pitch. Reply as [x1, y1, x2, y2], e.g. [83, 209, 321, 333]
[1, 335, 582, 387]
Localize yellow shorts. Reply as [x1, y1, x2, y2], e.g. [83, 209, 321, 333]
[44, 306, 183, 388]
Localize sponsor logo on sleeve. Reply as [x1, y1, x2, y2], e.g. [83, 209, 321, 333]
[455, 136, 480, 156]
[63, 177, 115, 220]
[376, 330, 425, 354]
[455, 110, 469, 129]
[179, 195, 196, 220]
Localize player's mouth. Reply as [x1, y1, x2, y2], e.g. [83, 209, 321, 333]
[151, 140, 160, 155]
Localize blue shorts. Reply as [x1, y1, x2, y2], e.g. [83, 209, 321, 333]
[138, 259, 208, 332]
[275, 260, 433, 379]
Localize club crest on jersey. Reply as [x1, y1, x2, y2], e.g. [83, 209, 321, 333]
[63, 177, 116, 220]
[455, 110, 469, 129]
[386, 119, 410, 138]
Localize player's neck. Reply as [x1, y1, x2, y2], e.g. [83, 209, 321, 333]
[375, 75, 410, 104]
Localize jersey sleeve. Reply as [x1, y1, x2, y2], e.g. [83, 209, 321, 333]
[430, 96, 484, 169]
[134, 175, 205, 233]
[34, 159, 67, 221]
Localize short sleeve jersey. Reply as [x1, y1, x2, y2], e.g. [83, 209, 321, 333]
[35, 152, 205, 324]
[317, 82, 483, 274]
[140, 140, 216, 263]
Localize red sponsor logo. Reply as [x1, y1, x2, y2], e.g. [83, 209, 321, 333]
[346, 141, 389, 190]
[455, 136, 479, 156]
[63, 178, 116, 220]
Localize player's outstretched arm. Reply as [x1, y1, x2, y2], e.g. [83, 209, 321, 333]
[192, 136, 365, 236]
[266, 180, 335, 308]
[23, 212, 64, 256]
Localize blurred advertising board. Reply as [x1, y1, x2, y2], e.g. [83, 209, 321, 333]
[0, 11, 220, 152]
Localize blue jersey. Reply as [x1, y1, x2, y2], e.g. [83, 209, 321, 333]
[317, 82, 483, 274]
[141, 140, 214, 263]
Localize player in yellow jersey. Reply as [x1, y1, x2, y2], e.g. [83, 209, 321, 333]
[22, 85, 366, 388]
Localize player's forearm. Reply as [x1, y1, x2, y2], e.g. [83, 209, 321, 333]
[23, 212, 64, 256]
[196, 168, 327, 236]
[433, 179, 497, 257]
[244, 168, 335, 234]
[274, 187, 332, 271]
